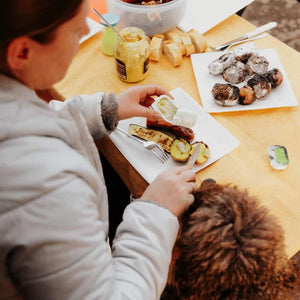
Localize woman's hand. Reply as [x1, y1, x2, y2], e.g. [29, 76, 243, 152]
[141, 166, 197, 217]
[116, 84, 173, 120]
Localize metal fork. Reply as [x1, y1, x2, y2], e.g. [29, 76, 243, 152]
[209, 33, 269, 52]
[116, 127, 170, 164]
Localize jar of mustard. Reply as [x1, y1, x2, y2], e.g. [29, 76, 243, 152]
[114, 27, 149, 83]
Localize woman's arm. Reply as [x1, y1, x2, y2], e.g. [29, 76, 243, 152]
[8, 171, 179, 300]
[49, 85, 172, 139]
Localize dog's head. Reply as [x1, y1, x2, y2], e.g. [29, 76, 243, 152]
[173, 181, 297, 300]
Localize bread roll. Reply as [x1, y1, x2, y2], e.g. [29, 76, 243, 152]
[146, 35, 151, 44]
[188, 29, 207, 53]
[165, 29, 186, 55]
[149, 34, 164, 61]
[180, 33, 195, 56]
[163, 40, 182, 67]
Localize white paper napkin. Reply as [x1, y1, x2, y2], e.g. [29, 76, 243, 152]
[80, 17, 103, 44]
[178, 0, 254, 34]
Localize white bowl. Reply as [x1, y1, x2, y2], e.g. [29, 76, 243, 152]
[106, 0, 187, 36]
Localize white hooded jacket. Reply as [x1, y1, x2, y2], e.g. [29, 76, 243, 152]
[0, 74, 179, 300]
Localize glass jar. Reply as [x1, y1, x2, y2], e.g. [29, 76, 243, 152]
[101, 13, 120, 56]
[114, 27, 150, 83]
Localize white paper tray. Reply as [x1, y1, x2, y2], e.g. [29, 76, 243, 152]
[109, 88, 240, 183]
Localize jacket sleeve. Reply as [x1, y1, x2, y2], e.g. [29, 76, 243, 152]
[49, 92, 118, 139]
[9, 173, 179, 300]
[112, 201, 179, 299]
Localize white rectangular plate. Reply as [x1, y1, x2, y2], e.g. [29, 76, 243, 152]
[191, 47, 298, 113]
[109, 88, 240, 184]
[178, 0, 254, 34]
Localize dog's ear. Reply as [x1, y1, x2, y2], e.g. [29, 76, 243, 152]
[181, 191, 202, 223]
[181, 179, 218, 224]
[201, 178, 216, 186]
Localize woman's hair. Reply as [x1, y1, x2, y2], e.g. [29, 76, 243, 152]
[0, 0, 83, 68]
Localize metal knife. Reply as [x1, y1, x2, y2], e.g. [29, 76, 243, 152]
[187, 143, 201, 168]
[214, 22, 277, 51]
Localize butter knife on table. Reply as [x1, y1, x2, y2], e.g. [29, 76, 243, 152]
[214, 21, 277, 51]
[187, 143, 201, 168]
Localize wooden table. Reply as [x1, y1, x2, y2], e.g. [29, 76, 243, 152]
[52, 14, 300, 257]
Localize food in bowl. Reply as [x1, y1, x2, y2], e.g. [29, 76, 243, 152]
[106, 0, 186, 36]
[121, 0, 173, 4]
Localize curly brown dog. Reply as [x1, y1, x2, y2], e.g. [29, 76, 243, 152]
[161, 180, 299, 300]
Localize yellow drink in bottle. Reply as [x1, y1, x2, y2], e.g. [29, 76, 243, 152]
[100, 13, 120, 56]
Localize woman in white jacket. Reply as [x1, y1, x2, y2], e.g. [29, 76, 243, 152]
[0, 0, 197, 299]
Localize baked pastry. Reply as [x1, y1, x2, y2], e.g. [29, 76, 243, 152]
[247, 74, 271, 100]
[222, 61, 246, 84]
[162, 40, 182, 67]
[238, 85, 256, 105]
[208, 52, 235, 75]
[211, 83, 240, 106]
[245, 55, 269, 75]
[187, 29, 207, 53]
[266, 68, 283, 88]
[233, 43, 258, 63]
[149, 34, 164, 61]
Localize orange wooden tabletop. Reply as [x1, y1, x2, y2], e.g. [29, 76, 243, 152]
[53, 12, 300, 258]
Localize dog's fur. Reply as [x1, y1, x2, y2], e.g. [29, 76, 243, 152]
[161, 181, 299, 300]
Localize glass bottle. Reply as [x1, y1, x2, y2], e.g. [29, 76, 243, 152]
[114, 27, 150, 83]
[101, 13, 120, 56]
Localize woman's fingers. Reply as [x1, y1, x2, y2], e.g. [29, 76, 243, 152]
[142, 97, 155, 107]
[140, 161, 197, 217]
[139, 85, 174, 102]
[174, 165, 191, 174]
[176, 167, 196, 183]
[187, 182, 197, 193]
[184, 193, 195, 205]
[136, 105, 164, 120]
